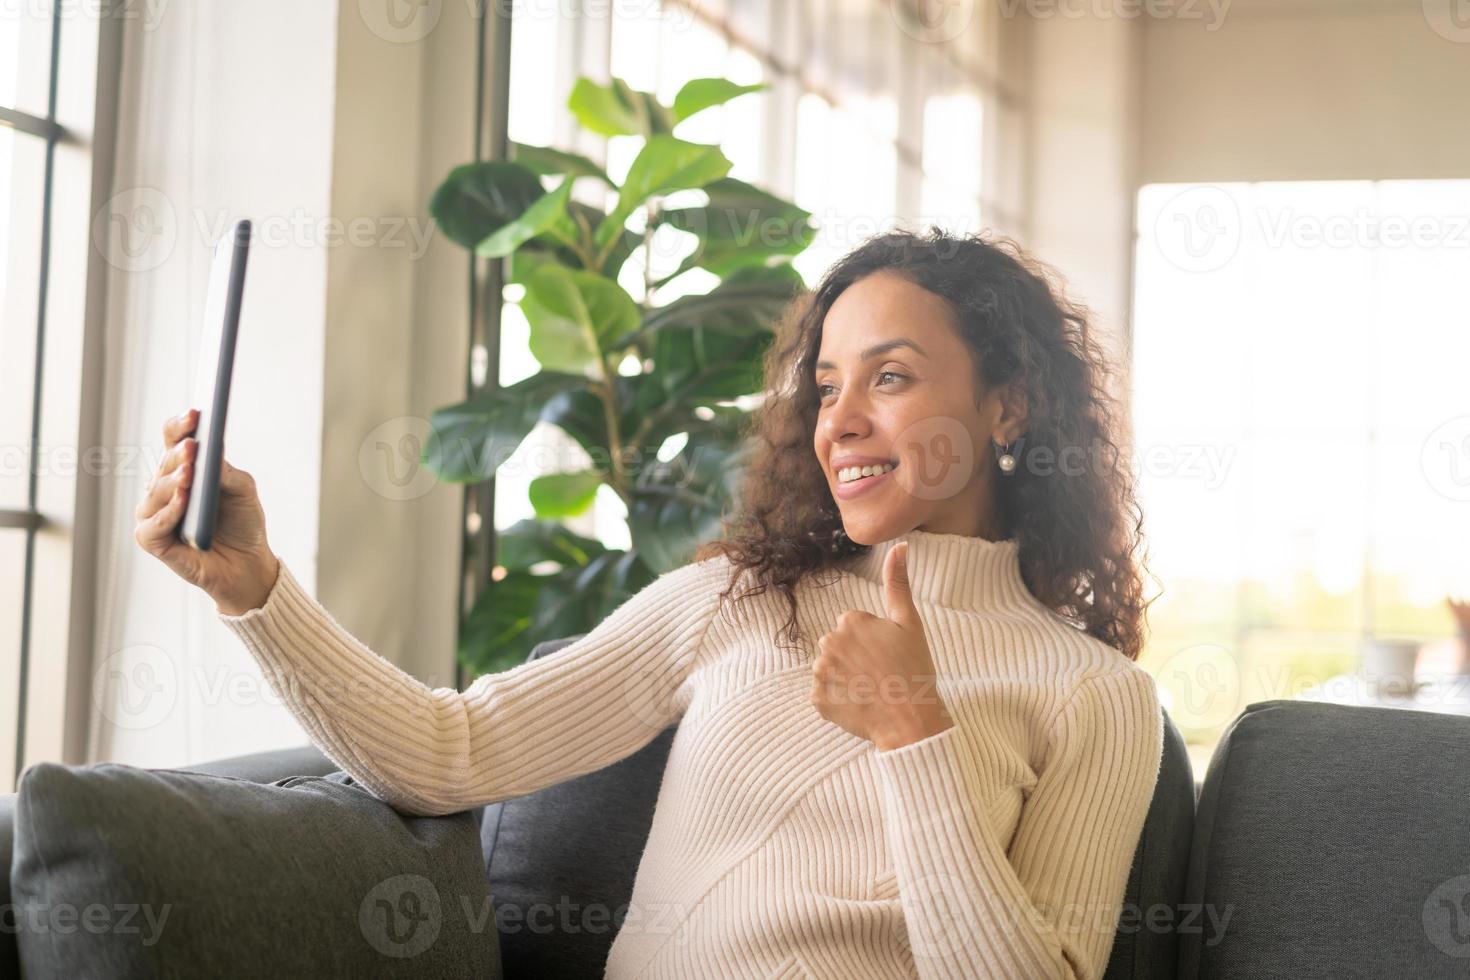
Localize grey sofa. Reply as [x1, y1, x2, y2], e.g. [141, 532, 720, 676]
[4, 632, 1467, 978]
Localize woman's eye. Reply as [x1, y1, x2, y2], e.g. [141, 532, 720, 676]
[816, 372, 906, 400]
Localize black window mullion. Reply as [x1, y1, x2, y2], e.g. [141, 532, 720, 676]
[14, 0, 65, 786]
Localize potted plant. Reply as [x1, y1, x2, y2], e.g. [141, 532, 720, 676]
[424, 75, 816, 675]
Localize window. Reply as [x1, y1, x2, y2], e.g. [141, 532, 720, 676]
[2, 2, 119, 788]
[1, 2, 61, 791]
[1132, 179, 1470, 775]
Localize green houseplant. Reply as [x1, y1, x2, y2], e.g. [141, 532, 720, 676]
[424, 75, 817, 675]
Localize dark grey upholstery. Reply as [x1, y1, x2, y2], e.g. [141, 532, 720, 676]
[1178, 698, 1470, 980]
[1104, 702, 1198, 980]
[480, 633, 675, 975]
[1, 792, 17, 980]
[9, 762, 500, 979]
[176, 743, 341, 783]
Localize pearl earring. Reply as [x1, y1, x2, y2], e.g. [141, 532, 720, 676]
[994, 439, 1016, 475]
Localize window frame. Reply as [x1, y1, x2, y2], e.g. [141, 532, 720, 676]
[1, 1, 124, 790]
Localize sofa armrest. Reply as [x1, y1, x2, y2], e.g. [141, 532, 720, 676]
[174, 745, 339, 783]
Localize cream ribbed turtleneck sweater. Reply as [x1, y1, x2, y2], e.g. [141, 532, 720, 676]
[220, 529, 1164, 980]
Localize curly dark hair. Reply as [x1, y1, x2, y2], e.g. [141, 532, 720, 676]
[694, 226, 1154, 660]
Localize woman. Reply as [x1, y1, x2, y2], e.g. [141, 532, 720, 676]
[135, 227, 1164, 979]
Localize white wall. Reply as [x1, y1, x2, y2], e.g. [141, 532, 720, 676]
[316, 0, 476, 690]
[1018, 9, 1143, 407]
[1140, 0, 1470, 182]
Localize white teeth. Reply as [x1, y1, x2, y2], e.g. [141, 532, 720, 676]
[837, 462, 895, 483]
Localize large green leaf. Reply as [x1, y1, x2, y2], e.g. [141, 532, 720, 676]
[509, 142, 615, 187]
[555, 200, 642, 278]
[539, 384, 614, 459]
[507, 247, 561, 287]
[529, 469, 604, 518]
[636, 397, 753, 457]
[429, 161, 545, 251]
[619, 263, 805, 348]
[457, 569, 547, 674]
[594, 136, 733, 248]
[628, 427, 747, 574]
[476, 176, 575, 258]
[422, 371, 586, 482]
[672, 78, 769, 123]
[522, 264, 641, 375]
[540, 374, 660, 462]
[650, 319, 771, 403]
[457, 544, 658, 674]
[568, 77, 674, 138]
[493, 518, 609, 571]
[655, 177, 816, 280]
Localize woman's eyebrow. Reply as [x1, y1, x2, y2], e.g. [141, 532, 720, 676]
[814, 338, 928, 371]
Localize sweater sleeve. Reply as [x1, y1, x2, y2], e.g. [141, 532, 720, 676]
[871, 666, 1164, 980]
[217, 556, 728, 817]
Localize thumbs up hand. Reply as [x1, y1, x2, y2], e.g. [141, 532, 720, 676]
[810, 542, 957, 751]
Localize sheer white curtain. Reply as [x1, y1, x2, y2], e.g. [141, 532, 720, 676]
[87, 2, 336, 767]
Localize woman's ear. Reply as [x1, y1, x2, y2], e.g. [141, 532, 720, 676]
[995, 380, 1029, 442]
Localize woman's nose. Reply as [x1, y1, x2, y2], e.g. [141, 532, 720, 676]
[822, 386, 873, 440]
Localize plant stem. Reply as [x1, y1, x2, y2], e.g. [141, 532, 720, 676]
[594, 374, 631, 508]
[543, 225, 596, 270]
[641, 201, 656, 311]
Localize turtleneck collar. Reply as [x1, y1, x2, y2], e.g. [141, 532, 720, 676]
[844, 527, 1030, 613]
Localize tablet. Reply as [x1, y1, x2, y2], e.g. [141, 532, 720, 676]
[180, 218, 251, 550]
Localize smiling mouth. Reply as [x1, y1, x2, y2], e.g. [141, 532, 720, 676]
[835, 461, 899, 485]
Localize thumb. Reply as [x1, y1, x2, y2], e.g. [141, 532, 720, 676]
[883, 542, 920, 627]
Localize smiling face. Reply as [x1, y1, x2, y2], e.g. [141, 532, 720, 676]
[812, 270, 1024, 545]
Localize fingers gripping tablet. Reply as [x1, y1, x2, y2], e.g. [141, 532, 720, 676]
[180, 218, 251, 550]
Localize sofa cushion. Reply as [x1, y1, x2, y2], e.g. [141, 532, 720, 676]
[1179, 699, 1470, 979]
[10, 763, 501, 979]
[176, 743, 340, 783]
[1103, 707, 1196, 980]
[481, 632, 677, 976]
[1, 791, 18, 980]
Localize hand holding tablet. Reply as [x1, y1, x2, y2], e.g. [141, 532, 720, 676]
[133, 218, 281, 616]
